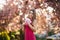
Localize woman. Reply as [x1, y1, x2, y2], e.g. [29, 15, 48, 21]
[24, 11, 36, 40]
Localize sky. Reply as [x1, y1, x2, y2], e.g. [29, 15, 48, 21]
[0, 0, 6, 10]
[0, 0, 6, 4]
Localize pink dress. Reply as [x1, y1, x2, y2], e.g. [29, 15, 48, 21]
[24, 18, 36, 40]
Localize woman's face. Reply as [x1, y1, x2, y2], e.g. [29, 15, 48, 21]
[28, 13, 33, 19]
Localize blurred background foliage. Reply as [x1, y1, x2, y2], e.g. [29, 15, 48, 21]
[0, 0, 60, 40]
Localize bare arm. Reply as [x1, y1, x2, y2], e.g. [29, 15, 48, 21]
[28, 23, 36, 32]
[21, 19, 36, 32]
